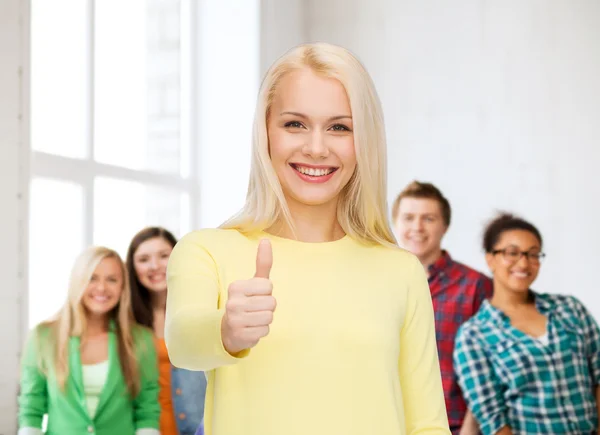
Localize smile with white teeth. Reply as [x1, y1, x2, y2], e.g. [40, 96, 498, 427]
[511, 271, 530, 278]
[92, 295, 110, 302]
[292, 164, 336, 177]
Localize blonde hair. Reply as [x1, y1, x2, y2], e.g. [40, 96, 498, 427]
[35, 246, 142, 397]
[221, 42, 396, 247]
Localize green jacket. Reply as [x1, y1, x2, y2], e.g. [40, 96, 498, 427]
[18, 324, 160, 435]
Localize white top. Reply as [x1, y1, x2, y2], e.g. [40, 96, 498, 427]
[82, 360, 109, 418]
[536, 332, 550, 345]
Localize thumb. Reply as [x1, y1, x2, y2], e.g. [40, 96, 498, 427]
[254, 239, 273, 279]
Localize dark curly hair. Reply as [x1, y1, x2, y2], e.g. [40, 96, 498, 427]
[482, 212, 543, 253]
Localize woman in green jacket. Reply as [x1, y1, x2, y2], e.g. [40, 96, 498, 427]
[18, 246, 160, 435]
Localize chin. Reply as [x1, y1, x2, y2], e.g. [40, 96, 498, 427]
[508, 283, 533, 294]
[147, 284, 167, 294]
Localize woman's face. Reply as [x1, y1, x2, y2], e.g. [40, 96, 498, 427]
[82, 257, 123, 317]
[267, 68, 357, 210]
[486, 229, 543, 294]
[133, 237, 173, 293]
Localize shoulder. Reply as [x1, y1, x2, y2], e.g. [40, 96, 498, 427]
[456, 307, 491, 343]
[448, 256, 491, 283]
[538, 292, 590, 317]
[176, 228, 246, 250]
[169, 228, 250, 268]
[131, 325, 156, 352]
[363, 243, 421, 269]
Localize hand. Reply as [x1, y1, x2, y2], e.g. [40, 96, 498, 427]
[221, 239, 276, 355]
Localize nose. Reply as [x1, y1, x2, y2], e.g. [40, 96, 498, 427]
[516, 253, 530, 266]
[302, 130, 329, 159]
[149, 258, 159, 270]
[413, 218, 424, 231]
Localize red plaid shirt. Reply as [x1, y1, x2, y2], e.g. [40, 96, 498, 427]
[428, 251, 493, 430]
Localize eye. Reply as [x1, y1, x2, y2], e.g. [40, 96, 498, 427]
[505, 249, 520, 258]
[90, 275, 98, 282]
[330, 123, 351, 132]
[424, 216, 435, 222]
[284, 121, 304, 129]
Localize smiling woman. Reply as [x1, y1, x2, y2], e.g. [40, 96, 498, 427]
[126, 227, 206, 435]
[17, 246, 160, 435]
[454, 213, 600, 435]
[164, 42, 451, 435]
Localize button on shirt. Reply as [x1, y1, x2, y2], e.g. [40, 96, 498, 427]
[454, 292, 600, 435]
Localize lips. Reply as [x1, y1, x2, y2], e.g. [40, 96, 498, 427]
[148, 273, 166, 283]
[90, 295, 111, 303]
[290, 163, 338, 177]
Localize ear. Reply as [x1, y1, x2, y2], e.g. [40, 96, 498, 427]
[485, 252, 495, 273]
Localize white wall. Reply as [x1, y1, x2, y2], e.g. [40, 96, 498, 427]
[305, 0, 600, 317]
[194, 0, 260, 228]
[194, 0, 308, 228]
[260, 0, 307, 75]
[0, 0, 28, 431]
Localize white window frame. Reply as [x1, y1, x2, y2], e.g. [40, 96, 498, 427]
[30, 0, 198, 248]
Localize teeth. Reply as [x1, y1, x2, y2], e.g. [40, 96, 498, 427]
[295, 165, 334, 177]
[512, 272, 529, 278]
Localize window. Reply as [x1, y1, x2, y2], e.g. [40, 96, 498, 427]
[29, 0, 194, 328]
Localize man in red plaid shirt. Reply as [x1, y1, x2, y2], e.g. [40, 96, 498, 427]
[393, 181, 493, 435]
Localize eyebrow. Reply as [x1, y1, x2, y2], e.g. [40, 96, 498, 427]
[280, 111, 352, 121]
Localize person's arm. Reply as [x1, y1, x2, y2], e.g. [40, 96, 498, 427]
[569, 296, 600, 431]
[132, 331, 160, 435]
[459, 276, 493, 435]
[398, 256, 451, 434]
[165, 231, 246, 370]
[17, 329, 47, 435]
[596, 385, 600, 432]
[453, 326, 510, 435]
[458, 410, 478, 435]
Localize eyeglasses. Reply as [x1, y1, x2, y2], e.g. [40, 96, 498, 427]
[492, 248, 546, 264]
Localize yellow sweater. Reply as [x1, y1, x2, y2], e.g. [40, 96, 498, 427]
[165, 228, 450, 435]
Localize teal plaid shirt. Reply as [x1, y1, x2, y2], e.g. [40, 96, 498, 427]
[453, 292, 600, 435]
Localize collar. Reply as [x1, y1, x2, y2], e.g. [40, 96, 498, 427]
[479, 290, 553, 327]
[427, 250, 453, 277]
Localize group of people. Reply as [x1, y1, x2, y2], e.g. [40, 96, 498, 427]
[18, 41, 600, 435]
[392, 181, 600, 434]
[18, 228, 206, 435]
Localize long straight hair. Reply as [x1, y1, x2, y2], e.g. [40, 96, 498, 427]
[126, 226, 177, 328]
[36, 246, 142, 397]
[221, 42, 397, 247]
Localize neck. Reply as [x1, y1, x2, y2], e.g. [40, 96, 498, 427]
[269, 198, 345, 243]
[490, 284, 532, 313]
[85, 314, 110, 337]
[150, 290, 167, 312]
[419, 248, 443, 274]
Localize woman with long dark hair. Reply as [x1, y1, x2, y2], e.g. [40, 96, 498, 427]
[127, 227, 206, 435]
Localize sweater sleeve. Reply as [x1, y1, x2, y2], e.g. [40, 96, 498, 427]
[18, 329, 48, 430]
[165, 231, 248, 371]
[398, 256, 451, 434]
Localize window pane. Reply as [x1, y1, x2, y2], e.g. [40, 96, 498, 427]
[94, 0, 185, 176]
[93, 177, 189, 257]
[29, 178, 85, 328]
[31, 0, 88, 159]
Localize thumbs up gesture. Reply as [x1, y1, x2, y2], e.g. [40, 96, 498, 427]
[221, 239, 277, 355]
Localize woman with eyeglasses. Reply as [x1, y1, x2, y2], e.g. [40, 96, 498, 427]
[453, 213, 600, 435]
